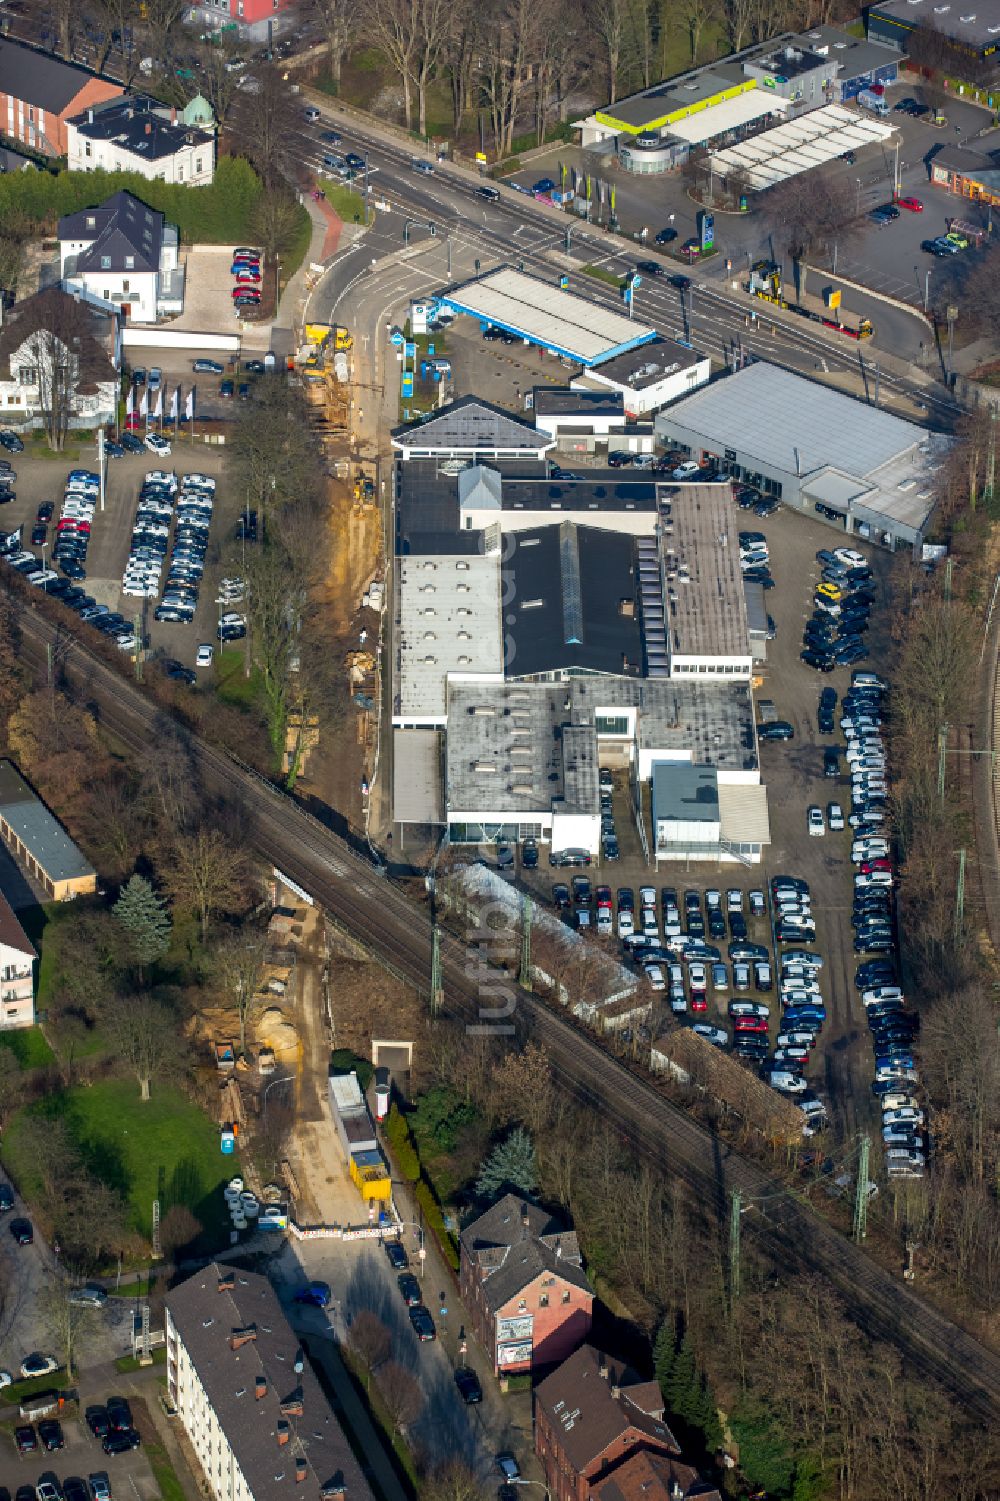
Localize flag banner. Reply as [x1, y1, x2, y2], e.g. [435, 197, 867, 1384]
[170, 386, 179, 420]
[153, 387, 163, 419]
[186, 387, 195, 420]
[125, 386, 134, 417]
[139, 389, 148, 418]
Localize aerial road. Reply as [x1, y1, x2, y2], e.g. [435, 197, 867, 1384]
[8, 599, 999, 1426]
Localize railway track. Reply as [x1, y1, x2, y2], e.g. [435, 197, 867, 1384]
[15, 604, 1000, 1424]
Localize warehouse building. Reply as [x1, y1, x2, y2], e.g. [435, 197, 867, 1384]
[0, 761, 96, 900]
[868, 0, 1000, 62]
[655, 363, 949, 552]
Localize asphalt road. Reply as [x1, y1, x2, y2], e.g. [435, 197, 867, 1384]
[9, 599, 999, 1426]
[289, 98, 964, 429]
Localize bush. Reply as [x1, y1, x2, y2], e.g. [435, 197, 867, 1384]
[0, 157, 266, 244]
[384, 1105, 420, 1182]
[415, 1178, 459, 1270]
[329, 1048, 373, 1091]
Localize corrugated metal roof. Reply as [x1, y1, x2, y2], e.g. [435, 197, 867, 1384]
[718, 781, 771, 843]
[0, 761, 95, 883]
[392, 729, 444, 823]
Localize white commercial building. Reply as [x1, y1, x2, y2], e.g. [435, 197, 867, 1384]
[165, 1264, 373, 1501]
[393, 553, 504, 727]
[572, 338, 711, 417]
[58, 189, 183, 323]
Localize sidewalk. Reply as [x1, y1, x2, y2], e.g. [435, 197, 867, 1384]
[260, 193, 331, 356]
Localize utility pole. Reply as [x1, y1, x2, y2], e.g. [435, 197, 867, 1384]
[729, 1189, 742, 1304]
[954, 847, 967, 943]
[853, 1136, 870, 1242]
[519, 894, 532, 990]
[430, 924, 443, 1017]
[944, 556, 954, 602]
[133, 611, 143, 681]
[938, 722, 949, 802]
[987, 409, 997, 504]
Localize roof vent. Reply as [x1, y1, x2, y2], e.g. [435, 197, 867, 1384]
[295, 1459, 308, 1483]
[217, 1272, 235, 1292]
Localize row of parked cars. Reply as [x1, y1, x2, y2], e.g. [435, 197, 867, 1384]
[739, 529, 775, 590]
[801, 546, 875, 672]
[143, 473, 218, 627]
[838, 677, 926, 1177]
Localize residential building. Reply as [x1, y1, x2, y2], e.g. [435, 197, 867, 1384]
[67, 95, 215, 186]
[459, 1194, 594, 1376]
[655, 361, 951, 552]
[868, 0, 1000, 63]
[194, 0, 296, 43]
[0, 891, 35, 1030]
[0, 37, 122, 156]
[0, 288, 119, 432]
[58, 190, 184, 322]
[535, 1343, 722, 1501]
[0, 761, 97, 901]
[929, 142, 1000, 206]
[165, 1263, 374, 1501]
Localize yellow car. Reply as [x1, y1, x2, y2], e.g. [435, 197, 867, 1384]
[945, 230, 969, 249]
[816, 581, 843, 603]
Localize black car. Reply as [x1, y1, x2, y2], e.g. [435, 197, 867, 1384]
[102, 1431, 140, 1456]
[30, 523, 48, 546]
[522, 838, 538, 869]
[397, 1273, 421, 1306]
[758, 721, 794, 740]
[823, 747, 840, 779]
[801, 650, 834, 672]
[63, 1480, 88, 1501]
[669, 274, 691, 290]
[408, 1304, 436, 1341]
[219, 379, 235, 398]
[166, 665, 197, 686]
[39, 1421, 64, 1452]
[244, 360, 266, 374]
[385, 1239, 408, 1271]
[655, 227, 678, 244]
[454, 1366, 483, 1404]
[105, 1398, 132, 1433]
[9, 1216, 32, 1244]
[0, 430, 24, 452]
[218, 623, 247, 642]
[120, 432, 145, 454]
[0, 1183, 12, 1212]
[636, 260, 665, 277]
[14, 1427, 36, 1456]
[104, 441, 125, 458]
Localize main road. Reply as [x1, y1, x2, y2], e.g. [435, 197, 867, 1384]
[290, 101, 961, 428]
[9, 594, 999, 1426]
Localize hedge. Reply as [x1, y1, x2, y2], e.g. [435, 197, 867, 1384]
[329, 1048, 373, 1091]
[0, 157, 264, 243]
[384, 1104, 420, 1182]
[415, 1178, 459, 1270]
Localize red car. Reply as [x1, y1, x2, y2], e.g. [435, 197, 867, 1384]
[860, 858, 893, 874]
[690, 995, 708, 1013]
[57, 519, 91, 533]
[896, 196, 923, 212]
[734, 1017, 768, 1033]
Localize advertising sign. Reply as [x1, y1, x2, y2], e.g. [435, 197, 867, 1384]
[698, 210, 715, 251]
[497, 1340, 533, 1367]
[497, 1315, 533, 1342]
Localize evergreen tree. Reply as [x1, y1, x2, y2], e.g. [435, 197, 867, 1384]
[475, 1127, 537, 1199]
[113, 874, 171, 979]
[653, 1318, 677, 1397]
[692, 1375, 723, 1451]
[665, 1332, 698, 1426]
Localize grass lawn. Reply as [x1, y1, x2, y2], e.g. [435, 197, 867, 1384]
[0, 1026, 54, 1068]
[324, 184, 366, 223]
[215, 647, 261, 709]
[2, 1080, 236, 1242]
[115, 1346, 167, 1373]
[582, 264, 623, 287]
[135, 1406, 186, 1501]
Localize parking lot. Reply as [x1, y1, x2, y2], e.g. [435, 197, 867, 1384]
[0, 1393, 160, 1501]
[501, 496, 898, 1142]
[0, 442, 247, 675]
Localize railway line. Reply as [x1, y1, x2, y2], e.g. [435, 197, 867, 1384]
[13, 601, 1000, 1424]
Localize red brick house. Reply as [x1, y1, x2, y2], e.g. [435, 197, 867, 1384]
[534, 1345, 719, 1501]
[0, 38, 122, 157]
[459, 1195, 593, 1377]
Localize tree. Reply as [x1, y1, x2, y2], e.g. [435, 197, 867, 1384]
[378, 1359, 424, 1432]
[197, 42, 246, 130]
[589, 0, 633, 104]
[489, 1041, 553, 1136]
[164, 829, 249, 944]
[13, 290, 103, 450]
[653, 1316, 678, 1395]
[664, 1331, 698, 1425]
[38, 1277, 97, 1378]
[476, 1127, 538, 1198]
[101, 993, 181, 1100]
[680, 0, 719, 64]
[241, 66, 300, 190]
[158, 1204, 202, 1258]
[310, 0, 361, 90]
[249, 189, 306, 266]
[244, 544, 303, 764]
[361, 0, 420, 131]
[214, 925, 267, 1054]
[113, 874, 171, 979]
[347, 1310, 391, 1390]
[0, 1050, 27, 1129]
[480, 0, 544, 155]
[421, 1460, 488, 1501]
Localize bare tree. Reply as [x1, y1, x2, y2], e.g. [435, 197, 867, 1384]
[144, 0, 188, 60]
[421, 1460, 489, 1501]
[348, 1311, 391, 1389]
[241, 67, 300, 189]
[680, 0, 720, 63]
[481, 0, 544, 155]
[378, 1359, 424, 1432]
[197, 43, 246, 130]
[589, 0, 633, 104]
[249, 190, 306, 266]
[214, 925, 268, 1055]
[163, 829, 249, 945]
[38, 1278, 98, 1378]
[17, 293, 97, 453]
[158, 1204, 202, 1258]
[361, 0, 420, 132]
[310, 0, 361, 91]
[724, 0, 756, 50]
[101, 993, 182, 1100]
[413, 0, 452, 138]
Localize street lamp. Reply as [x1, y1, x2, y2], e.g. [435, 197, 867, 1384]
[923, 267, 931, 313]
[510, 1480, 550, 1501]
[261, 1074, 293, 1116]
[855, 177, 862, 215]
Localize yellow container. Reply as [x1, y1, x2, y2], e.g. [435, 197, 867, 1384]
[350, 1148, 391, 1203]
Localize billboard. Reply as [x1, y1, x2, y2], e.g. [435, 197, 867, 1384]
[497, 1315, 533, 1342]
[497, 1340, 533, 1367]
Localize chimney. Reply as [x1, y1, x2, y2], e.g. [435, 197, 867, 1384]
[276, 1420, 290, 1447]
[230, 1326, 257, 1350]
[217, 1272, 235, 1293]
[555, 1239, 562, 1259]
[295, 1459, 308, 1484]
[279, 1394, 304, 1417]
[320, 1479, 346, 1500]
[87, 108, 94, 123]
[255, 1376, 268, 1401]
[598, 1359, 609, 1380]
[610, 1384, 621, 1400]
[520, 1203, 530, 1229]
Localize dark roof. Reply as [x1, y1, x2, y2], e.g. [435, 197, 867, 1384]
[0, 888, 35, 960]
[587, 338, 703, 391]
[68, 94, 213, 161]
[0, 759, 96, 884]
[500, 476, 658, 512]
[535, 1344, 681, 1475]
[165, 1264, 374, 1501]
[58, 190, 164, 275]
[392, 395, 550, 453]
[592, 1448, 722, 1501]
[533, 387, 625, 418]
[0, 145, 39, 174]
[506, 523, 642, 678]
[0, 289, 116, 398]
[395, 455, 549, 555]
[0, 38, 119, 114]
[460, 1193, 592, 1314]
[931, 143, 999, 175]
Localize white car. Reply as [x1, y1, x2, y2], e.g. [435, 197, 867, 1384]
[835, 547, 866, 566]
[20, 1352, 58, 1379]
[618, 910, 634, 939]
[807, 806, 825, 837]
[0, 1369, 11, 1388]
[827, 803, 845, 832]
[688, 962, 707, 994]
[726, 888, 743, 913]
[643, 963, 666, 991]
[145, 433, 172, 456]
[671, 460, 701, 480]
[765, 1071, 807, 1094]
[195, 644, 214, 668]
[884, 1106, 924, 1127]
[692, 1023, 728, 1046]
[27, 570, 60, 588]
[862, 986, 904, 1006]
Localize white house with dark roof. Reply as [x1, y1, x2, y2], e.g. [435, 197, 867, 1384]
[58, 190, 183, 322]
[66, 94, 215, 185]
[166, 1263, 374, 1501]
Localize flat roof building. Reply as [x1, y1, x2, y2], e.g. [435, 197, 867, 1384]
[572, 337, 711, 416]
[0, 761, 96, 900]
[394, 552, 504, 726]
[868, 0, 1000, 60]
[662, 483, 753, 677]
[655, 363, 949, 552]
[438, 268, 658, 367]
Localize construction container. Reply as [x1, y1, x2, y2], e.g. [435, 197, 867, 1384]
[350, 1148, 391, 1204]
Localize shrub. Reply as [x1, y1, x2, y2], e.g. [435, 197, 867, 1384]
[415, 1178, 459, 1270]
[384, 1105, 420, 1182]
[329, 1048, 373, 1091]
